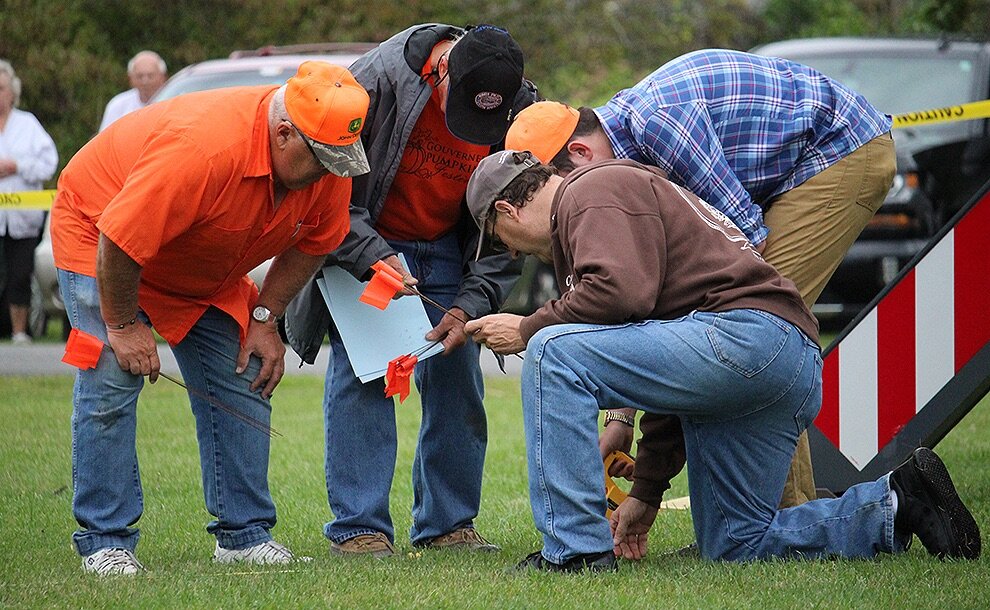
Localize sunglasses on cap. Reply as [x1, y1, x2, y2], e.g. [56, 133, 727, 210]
[290, 122, 323, 167]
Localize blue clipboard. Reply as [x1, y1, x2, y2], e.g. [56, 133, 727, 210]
[316, 255, 444, 383]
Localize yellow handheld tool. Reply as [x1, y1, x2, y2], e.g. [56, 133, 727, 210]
[604, 450, 635, 519]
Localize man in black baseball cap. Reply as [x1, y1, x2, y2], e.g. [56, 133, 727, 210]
[283, 23, 538, 560]
[445, 25, 525, 145]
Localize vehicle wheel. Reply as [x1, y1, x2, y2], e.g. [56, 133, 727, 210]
[529, 262, 559, 308]
[29, 274, 49, 339]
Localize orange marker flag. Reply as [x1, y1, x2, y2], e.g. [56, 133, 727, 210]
[384, 354, 418, 403]
[62, 328, 105, 369]
[359, 261, 405, 310]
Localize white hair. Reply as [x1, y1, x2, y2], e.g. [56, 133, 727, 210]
[127, 50, 167, 75]
[0, 59, 22, 107]
[269, 85, 289, 127]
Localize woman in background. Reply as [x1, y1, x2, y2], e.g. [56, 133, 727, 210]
[0, 59, 58, 344]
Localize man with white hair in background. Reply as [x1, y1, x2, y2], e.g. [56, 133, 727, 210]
[99, 50, 168, 131]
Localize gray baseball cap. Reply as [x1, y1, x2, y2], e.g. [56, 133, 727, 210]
[466, 150, 538, 260]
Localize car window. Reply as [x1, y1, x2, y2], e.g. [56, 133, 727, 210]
[789, 55, 976, 150]
[805, 57, 974, 112]
[151, 52, 366, 103]
[154, 67, 300, 101]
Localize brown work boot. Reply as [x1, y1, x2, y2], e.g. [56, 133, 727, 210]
[329, 532, 395, 558]
[418, 527, 500, 552]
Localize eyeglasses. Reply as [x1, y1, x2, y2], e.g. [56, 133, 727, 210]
[290, 122, 322, 167]
[487, 207, 508, 253]
[428, 52, 450, 89]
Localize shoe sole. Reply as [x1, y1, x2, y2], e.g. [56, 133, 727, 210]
[912, 447, 982, 559]
[329, 546, 395, 559]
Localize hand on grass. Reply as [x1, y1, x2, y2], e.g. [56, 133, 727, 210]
[610, 496, 658, 561]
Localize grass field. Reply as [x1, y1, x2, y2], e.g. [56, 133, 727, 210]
[1, 374, 988, 609]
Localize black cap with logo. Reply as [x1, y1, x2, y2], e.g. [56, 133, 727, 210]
[445, 25, 525, 146]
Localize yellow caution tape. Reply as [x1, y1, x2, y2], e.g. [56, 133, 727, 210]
[0, 189, 57, 210]
[892, 99, 990, 128]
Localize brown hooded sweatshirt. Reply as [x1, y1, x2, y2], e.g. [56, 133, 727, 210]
[519, 160, 819, 505]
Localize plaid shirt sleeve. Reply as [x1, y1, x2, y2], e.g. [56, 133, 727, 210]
[634, 102, 769, 245]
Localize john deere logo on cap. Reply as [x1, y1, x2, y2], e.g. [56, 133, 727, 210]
[348, 118, 362, 133]
[474, 92, 503, 111]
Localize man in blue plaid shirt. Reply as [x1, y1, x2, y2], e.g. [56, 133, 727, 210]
[505, 48, 896, 510]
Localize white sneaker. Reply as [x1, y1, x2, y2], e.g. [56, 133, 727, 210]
[10, 332, 32, 345]
[213, 540, 311, 565]
[82, 548, 144, 575]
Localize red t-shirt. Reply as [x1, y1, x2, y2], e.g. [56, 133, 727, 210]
[375, 51, 489, 241]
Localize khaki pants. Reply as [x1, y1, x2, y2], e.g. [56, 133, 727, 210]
[764, 132, 896, 507]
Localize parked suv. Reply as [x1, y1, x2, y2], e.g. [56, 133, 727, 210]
[751, 37, 990, 326]
[33, 43, 376, 338]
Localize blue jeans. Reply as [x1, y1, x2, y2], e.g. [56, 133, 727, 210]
[323, 233, 486, 545]
[59, 269, 278, 556]
[522, 309, 901, 562]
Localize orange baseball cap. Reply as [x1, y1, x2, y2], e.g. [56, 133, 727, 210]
[505, 101, 579, 163]
[285, 61, 371, 177]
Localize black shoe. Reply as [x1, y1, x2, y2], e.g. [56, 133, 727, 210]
[889, 447, 981, 559]
[512, 550, 618, 573]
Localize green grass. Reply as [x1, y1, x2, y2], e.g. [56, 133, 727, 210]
[1, 375, 988, 609]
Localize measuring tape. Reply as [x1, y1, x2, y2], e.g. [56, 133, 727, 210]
[4, 99, 985, 210]
[604, 450, 635, 519]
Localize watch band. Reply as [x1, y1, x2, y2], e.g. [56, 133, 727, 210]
[604, 410, 635, 427]
[106, 317, 137, 330]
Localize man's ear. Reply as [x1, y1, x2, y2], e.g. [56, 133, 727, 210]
[566, 140, 594, 165]
[274, 121, 293, 150]
[494, 200, 517, 218]
[433, 52, 449, 84]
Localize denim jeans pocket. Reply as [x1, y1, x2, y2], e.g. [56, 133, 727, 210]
[793, 350, 824, 432]
[706, 309, 790, 378]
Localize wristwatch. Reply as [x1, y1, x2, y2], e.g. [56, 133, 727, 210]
[252, 305, 275, 324]
[604, 410, 636, 428]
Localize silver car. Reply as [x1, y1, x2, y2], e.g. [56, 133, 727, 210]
[34, 43, 375, 338]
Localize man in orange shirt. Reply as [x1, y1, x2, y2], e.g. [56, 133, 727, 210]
[51, 61, 370, 576]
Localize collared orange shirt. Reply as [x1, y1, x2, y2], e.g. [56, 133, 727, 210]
[52, 86, 351, 345]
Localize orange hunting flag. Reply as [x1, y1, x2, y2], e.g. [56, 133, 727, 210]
[384, 354, 418, 403]
[62, 328, 105, 369]
[359, 261, 405, 309]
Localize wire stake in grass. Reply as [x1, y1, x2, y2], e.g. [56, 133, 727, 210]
[159, 372, 282, 439]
